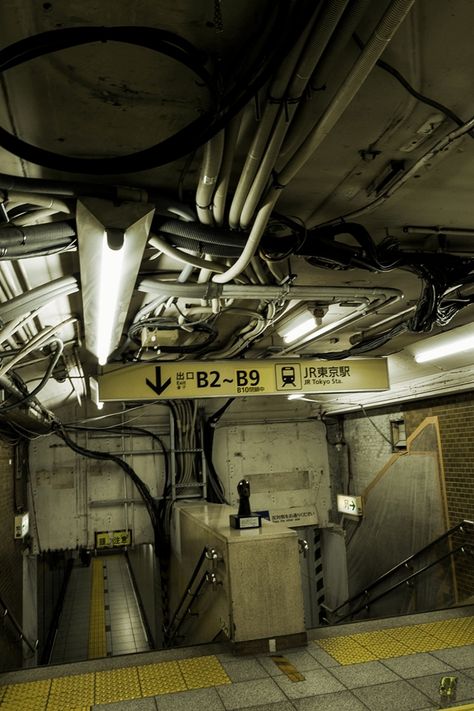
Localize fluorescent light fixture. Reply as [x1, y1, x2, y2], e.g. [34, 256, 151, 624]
[77, 198, 155, 365]
[415, 335, 474, 363]
[96, 233, 125, 365]
[278, 310, 317, 344]
[89, 376, 104, 409]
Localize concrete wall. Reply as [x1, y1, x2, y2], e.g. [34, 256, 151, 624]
[0, 442, 23, 671]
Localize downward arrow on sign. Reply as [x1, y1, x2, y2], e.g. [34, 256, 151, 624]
[146, 366, 171, 396]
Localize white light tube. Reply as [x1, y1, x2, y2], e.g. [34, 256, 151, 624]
[96, 235, 125, 365]
[282, 315, 316, 344]
[415, 335, 474, 363]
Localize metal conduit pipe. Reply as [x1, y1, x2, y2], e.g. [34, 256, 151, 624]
[196, 130, 225, 225]
[213, 0, 415, 284]
[278, 0, 416, 186]
[149, 235, 227, 273]
[0, 317, 76, 378]
[278, 0, 373, 167]
[156, 218, 248, 248]
[138, 277, 403, 304]
[5, 191, 72, 214]
[213, 113, 242, 226]
[240, 0, 350, 229]
[0, 221, 75, 245]
[167, 234, 242, 259]
[0, 309, 42, 345]
[0, 239, 75, 259]
[228, 3, 322, 229]
[0, 276, 79, 321]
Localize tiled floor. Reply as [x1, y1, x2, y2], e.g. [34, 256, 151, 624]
[49, 554, 150, 665]
[2, 607, 474, 710]
[105, 555, 150, 656]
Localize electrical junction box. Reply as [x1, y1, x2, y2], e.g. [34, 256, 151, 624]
[337, 494, 363, 517]
[140, 327, 178, 347]
[14, 512, 29, 539]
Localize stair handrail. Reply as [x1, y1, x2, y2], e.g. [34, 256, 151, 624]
[329, 542, 474, 624]
[165, 544, 218, 643]
[326, 519, 474, 618]
[0, 592, 38, 654]
[166, 572, 209, 645]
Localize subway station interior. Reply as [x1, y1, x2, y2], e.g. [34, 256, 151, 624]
[1, 1, 474, 709]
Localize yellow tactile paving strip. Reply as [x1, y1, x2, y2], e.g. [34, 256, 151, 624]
[0, 655, 231, 710]
[88, 557, 107, 659]
[316, 615, 474, 665]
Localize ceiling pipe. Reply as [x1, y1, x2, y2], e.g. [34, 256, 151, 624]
[277, 0, 373, 168]
[228, 2, 323, 229]
[239, 0, 350, 229]
[138, 278, 402, 303]
[0, 276, 79, 322]
[213, 0, 416, 284]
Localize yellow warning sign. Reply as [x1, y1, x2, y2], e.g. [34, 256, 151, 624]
[98, 358, 388, 401]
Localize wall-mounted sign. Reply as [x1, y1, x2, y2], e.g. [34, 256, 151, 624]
[268, 506, 318, 526]
[98, 358, 389, 401]
[14, 512, 29, 539]
[95, 529, 132, 549]
[337, 495, 363, 517]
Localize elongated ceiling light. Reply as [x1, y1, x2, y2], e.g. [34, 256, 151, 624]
[415, 334, 474, 363]
[278, 310, 317, 344]
[77, 198, 155, 365]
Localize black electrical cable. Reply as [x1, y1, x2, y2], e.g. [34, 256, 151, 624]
[203, 398, 235, 504]
[63, 422, 169, 506]
[0, 26, 217, 174]
[53, 424, 163, 552]
[0, 340, 64, 413]
[0, 3, 308, 173]
[353, 33, 474, 138]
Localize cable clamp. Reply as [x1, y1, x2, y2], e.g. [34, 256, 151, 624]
[204, 282, 222, 302]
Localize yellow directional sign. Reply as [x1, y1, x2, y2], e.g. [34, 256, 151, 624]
[98, 358, 389, 401]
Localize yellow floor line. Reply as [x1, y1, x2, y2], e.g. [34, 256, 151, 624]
[88, 557, 107, 659]
[315, 615, 474, 665]
[0, 655, 231, 710]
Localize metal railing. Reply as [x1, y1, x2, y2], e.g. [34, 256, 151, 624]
[0, 592, 38, 654]
[165, 545, 222, 646]
[323, 519, 474, 624]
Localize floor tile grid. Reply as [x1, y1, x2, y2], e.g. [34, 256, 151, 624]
[0, 655, 232, 710]
[106, 556, 149, 655]
[88, 558, 107, 659]
[310, 638, 474, 711]
[315, 616, 474, 666]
